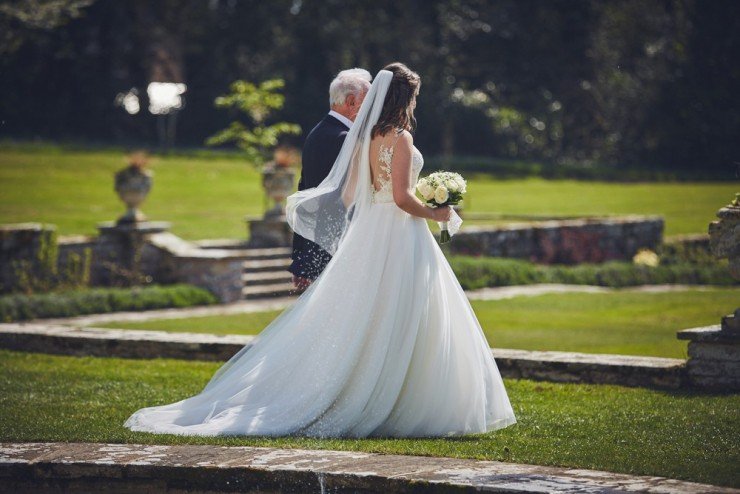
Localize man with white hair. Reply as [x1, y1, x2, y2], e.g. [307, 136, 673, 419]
[289, 68, 372, 290]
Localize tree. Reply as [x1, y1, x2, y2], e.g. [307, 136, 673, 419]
[206, 79, 301, 168]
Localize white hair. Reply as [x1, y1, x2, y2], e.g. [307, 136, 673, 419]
[329, 68, 372, 107]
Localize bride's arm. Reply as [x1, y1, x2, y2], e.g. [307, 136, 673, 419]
[391, 133, 451, 222]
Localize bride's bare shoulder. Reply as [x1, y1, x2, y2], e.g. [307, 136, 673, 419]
[392, 130, 413, 158]
[397, 129, 413, 146]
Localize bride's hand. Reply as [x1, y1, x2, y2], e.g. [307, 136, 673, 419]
[431, 205, 452, 222]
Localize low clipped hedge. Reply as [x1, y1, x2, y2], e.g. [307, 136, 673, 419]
[0, 284, 217, 322]
[449, 256, 737, 290]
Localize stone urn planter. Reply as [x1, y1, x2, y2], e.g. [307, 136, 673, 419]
[114, 153, 153, 224]
[261, 161, 296, 219]
[245, 148, 300, 247]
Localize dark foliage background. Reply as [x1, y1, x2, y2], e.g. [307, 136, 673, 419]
[1, 0, 739, 175]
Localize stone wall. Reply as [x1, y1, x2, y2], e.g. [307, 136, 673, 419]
[0, 222, 254, 303]
[146, 232, 251, 303]
[0, 223, 57, 293]
[447, 215, 664, 264]
[57, 234, 95, 283]
[1, 215, 664, 302]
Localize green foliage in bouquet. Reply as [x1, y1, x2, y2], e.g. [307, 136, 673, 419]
[206, 79, 301, 168]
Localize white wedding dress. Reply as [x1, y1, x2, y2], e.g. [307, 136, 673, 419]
[124, 71, 516, 438]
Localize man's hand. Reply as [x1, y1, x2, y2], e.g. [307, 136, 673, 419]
[292, 275, 312, 291]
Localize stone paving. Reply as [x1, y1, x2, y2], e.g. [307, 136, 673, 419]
[2, 442, 736, 493]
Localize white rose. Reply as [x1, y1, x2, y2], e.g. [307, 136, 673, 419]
[445, 179, 459, 193]
[456, 177, 467, 193]
[434, 185, 449, 204]
[417, 181, 435, 200]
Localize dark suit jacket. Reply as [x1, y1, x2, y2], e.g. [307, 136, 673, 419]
[288, 114, 349, 279]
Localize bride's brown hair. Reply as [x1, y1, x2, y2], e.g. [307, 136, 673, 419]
[371, 62, 420, 138]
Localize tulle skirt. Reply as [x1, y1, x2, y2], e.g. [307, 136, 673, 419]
[124, 202, 516, 437]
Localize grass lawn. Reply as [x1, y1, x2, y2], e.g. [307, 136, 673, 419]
[98, 288, 740, 358]
[0, 350, 737, 487]
[465, 174, 738, 237]
[0, 146, 264, 240]
[1, 145, 736, 238]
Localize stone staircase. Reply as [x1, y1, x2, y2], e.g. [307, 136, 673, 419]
[240, 247, 297, 299]
[189, 240, 298, 300]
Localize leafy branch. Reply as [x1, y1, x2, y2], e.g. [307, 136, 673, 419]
[206, 79, 300, 167]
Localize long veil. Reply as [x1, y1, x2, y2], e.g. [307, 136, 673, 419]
[285, 69, 393, 255]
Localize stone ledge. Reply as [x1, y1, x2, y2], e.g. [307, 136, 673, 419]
[492, 349, 685, 389]
[57, 234, 95, 245]
[0, 324, 686, 389]
[0, 324, 253, 362]
[97, 220, 172, 234]
[148, 232, 256, 260]
[0, 442, 735, 494]
[0, 222, 54, 232]
[677, 325, 740, 343]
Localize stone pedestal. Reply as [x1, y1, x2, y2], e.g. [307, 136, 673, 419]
[677, 196, 740, 391]
[246, 216, 293, 248]
[678, 313, 740, 391]
[94, 221, 171, 285]
[246, 163, 296, 248]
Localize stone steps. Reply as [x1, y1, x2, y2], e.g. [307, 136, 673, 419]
[241, 257, 292, 272]
[0, 324, 687, 389]
[241, 249, 295, 299]
[241, 270, 293, 285]
[237, 246, 292, 260]
[194, 240, 292, 259]
[242, 281, 297, 299]
[1, 442, 734, 493]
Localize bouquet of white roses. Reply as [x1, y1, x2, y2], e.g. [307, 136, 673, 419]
[416, 171, 466, 243]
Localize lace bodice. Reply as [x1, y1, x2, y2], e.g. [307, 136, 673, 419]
[372, 145, 424, 204]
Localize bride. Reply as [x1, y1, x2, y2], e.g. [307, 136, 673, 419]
[124, 63, 516, 438]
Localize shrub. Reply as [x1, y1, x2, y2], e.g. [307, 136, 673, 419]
[448, 256, 736, 290]
[0, 284, 217, 322]
[657, 237, 715, 265]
